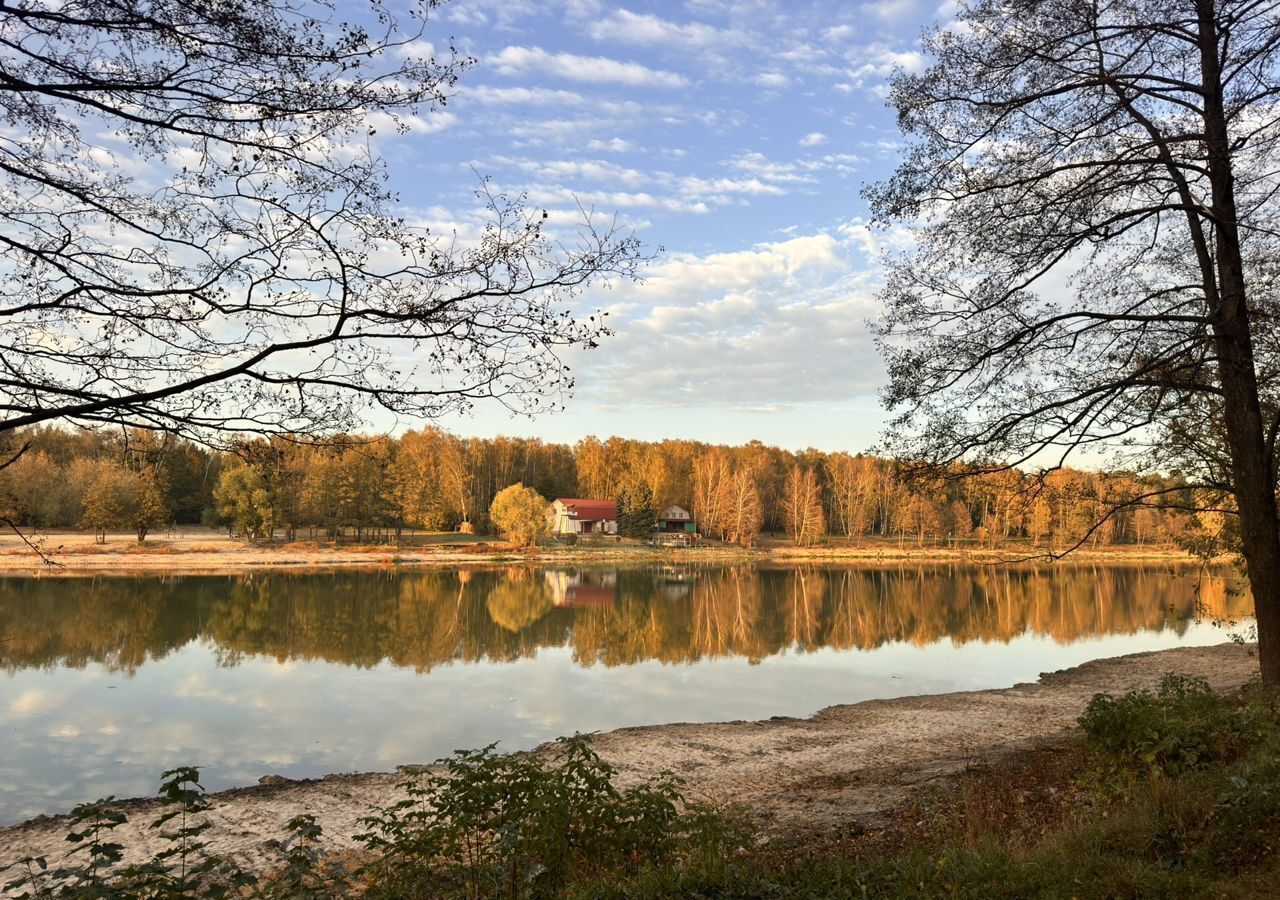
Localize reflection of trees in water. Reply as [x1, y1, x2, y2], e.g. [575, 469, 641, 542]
[486, 568, 554, 632]
[0, 566, 1254, 674]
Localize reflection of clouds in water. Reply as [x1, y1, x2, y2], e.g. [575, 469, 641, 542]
[174, 671, 272, 709]
[7, 688, 61, 718]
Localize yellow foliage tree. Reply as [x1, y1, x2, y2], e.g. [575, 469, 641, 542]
[488, 483, 550, 548]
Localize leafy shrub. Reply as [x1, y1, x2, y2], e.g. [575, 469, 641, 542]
[1078, 674, 1254, 785]
[357, 733, 748, 899]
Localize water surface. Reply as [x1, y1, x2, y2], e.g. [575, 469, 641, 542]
[0, 563, 1251, 824]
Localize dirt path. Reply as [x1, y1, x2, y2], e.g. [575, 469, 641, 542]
[0, 642, 1258, 888]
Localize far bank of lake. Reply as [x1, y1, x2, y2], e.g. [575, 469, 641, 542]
[0, 528, 1204, 577]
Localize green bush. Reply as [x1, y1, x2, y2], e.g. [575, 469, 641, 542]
[1200, 755, 1280, 870]
[357, 734, 748, 899]
[1078, 674, 1254, 785]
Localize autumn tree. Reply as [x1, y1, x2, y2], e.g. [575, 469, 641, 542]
[826, 453, 879, 537]
[489, 483, 551, 549]
[869, 0, 1280, 681]
[80, 462, 125, 544]
[393, 429, 453, 531]
[78, 462, 168, 543]
[723, 468, 764, 547]
[781, 466, 825, 547]
[692, 450, 734, 540]
[129, 471, 170, 542]
[0, 452, 78, 528]
[942, 500, 974, 544]
[0, 0, 640, 491]
[213, 464, 277, 542]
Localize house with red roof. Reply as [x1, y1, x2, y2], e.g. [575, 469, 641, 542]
[549, 497, 618, 535]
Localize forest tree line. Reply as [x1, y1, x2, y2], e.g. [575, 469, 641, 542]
[0, 426, 1216, 548]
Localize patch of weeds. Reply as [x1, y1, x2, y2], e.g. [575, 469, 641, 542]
[2, 767, 256, 899]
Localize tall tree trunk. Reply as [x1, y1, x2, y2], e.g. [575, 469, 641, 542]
[1200, 0, 1280, 683]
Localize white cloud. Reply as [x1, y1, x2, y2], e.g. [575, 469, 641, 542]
[576, 230, 887, 410]
[677, 174, 788, 198]
[586, 137, 636, 153]
[564, 0, 603, 19]
[489, 46, 687, 88]
[799, 131, 828, 147]
[510, 158, 651, 189]
[364, 110, 456, 136]
[444, 0, 543, 28]
[392, 39, 436, 61]
[755, 72, 790, 89]
[460, 85, 587, 107]
[586, 10, 735, 49]
[516, 183, 711, 214]
[837, 45, 928, 92]
[859, 0, 923, 24]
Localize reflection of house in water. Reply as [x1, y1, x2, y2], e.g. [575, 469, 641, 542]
[544, 570, 618, 607]
[657, 565, 695, 600]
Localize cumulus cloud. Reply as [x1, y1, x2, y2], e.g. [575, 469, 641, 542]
[516, 183, 711, 214]
[476, 148, 844, 215]
[444, 0, 544, 29]
[574, 230, 887, 410]
[799, 131, 828, 146]
[836, 44, 927, 92]
[489, 46, 687, 88]
[859, 0, 926, 24]
[459, 85, 587, 107]
[506, 157, 651, 189]
[755, 71, 790, 89]
[364, 110, 456, 136]
[586, 137, 636, 153]
[586, 9, 734, 49]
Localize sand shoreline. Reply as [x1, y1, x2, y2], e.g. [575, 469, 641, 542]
[0, 642, 1259, 887]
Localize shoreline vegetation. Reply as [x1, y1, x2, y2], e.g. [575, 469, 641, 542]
[0, 643, 1265, 897]
[0, 529, 1208, 577]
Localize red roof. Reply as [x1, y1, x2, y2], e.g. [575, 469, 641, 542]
[556, 498, 617, 520]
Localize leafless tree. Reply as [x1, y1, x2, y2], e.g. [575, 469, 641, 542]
[0, 0, 641, 465]
[867, 0, 1280, 680]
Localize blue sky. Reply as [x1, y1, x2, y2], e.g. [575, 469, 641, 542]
[373, 0, 941, 451]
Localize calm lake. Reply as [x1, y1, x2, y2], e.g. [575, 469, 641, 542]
[0, 563, 1253, 824]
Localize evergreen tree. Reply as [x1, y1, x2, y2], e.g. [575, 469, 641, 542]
[618, 481, 655, 539]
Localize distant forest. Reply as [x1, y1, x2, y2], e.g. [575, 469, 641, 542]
[0, 426, 1214, 548]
